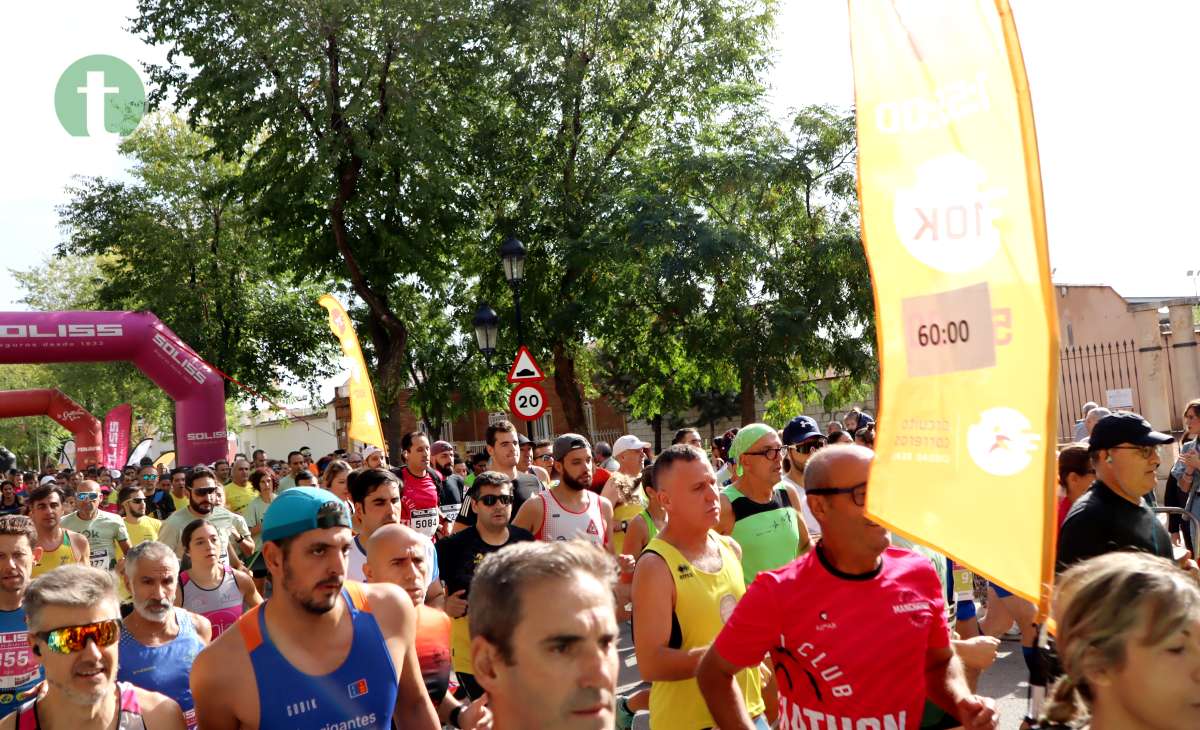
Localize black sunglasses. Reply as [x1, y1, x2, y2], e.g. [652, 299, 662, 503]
[477, 494, 514, 507]
[806, 481, 867, 507]
[191, 487, 218, 497]
[125, 497, 146, 504]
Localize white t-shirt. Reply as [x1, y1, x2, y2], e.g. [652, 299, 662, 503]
[781, 474, 821, 538]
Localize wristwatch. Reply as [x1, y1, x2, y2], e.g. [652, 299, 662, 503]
[448, 704, 465, 729]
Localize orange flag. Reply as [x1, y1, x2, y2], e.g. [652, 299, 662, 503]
[849, 0, 1058, 610]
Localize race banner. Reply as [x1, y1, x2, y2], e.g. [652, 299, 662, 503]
[102, 404, 132, 470]
[318, 295, 387, 453]
[849, 0, 1058, 608]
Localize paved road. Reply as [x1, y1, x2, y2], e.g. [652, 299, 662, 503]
[617, 624, 1032, 729]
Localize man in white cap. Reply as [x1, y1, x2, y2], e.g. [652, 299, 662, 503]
[363, 445, 387, 470]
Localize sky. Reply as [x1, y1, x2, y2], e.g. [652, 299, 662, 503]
[3, 0, 1199, 321]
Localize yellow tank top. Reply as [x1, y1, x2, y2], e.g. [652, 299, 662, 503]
[612, 492, 647, 555]
[32, 531, 78, 578]
[644, 532, 764, 729]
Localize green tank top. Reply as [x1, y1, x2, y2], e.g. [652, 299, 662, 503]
[643, 533, 763, 728]
[723, 483, 800, 585]
[638, 509, 659, 544]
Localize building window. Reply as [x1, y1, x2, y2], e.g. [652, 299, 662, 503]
[532, 410, 554, 441]
[583, 403, 597, 442]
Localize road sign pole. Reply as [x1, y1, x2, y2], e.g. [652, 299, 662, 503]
[512, 285, 534, 440]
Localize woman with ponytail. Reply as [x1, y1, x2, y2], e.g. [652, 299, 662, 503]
[1038, 551, 1200, 729]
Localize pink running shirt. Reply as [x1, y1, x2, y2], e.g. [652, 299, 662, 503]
[713, 545, 949, 730]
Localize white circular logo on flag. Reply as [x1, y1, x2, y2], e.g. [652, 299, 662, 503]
[967, 407, 1040, 476]
[892, 153, 1005, 273]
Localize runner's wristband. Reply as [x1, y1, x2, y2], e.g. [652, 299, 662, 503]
[448, 704, 465, 729]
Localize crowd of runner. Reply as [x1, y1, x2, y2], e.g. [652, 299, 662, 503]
[0, 411, 1194, 730]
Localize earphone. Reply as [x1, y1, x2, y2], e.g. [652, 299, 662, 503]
[1106, 456, 1113, 464]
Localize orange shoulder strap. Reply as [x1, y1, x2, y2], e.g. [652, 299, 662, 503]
[344, 580, 372, 612]
[237, 604, 264, 652]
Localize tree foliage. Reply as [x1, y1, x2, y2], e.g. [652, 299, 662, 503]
[56, 114, 335, 403]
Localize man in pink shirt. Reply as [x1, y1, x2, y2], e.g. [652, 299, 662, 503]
[696, 444, 998, 730]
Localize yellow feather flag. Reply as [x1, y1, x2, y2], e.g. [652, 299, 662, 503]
[849, 0, 1059, 611]
[318, 295, 387, 453]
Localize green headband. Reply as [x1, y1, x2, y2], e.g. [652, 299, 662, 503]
[728, 423, 777, 478]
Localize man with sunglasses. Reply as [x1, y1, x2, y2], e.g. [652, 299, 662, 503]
[1057, 412, 1179, 574]
[62, 481, 133, 576]
[530, 439, 555, 484]
[3, 564, 186, 730]
[780, 415, 827, 539]
[157, 467, 253, 567]
[436, 471, 533, 699]
[718, 423, 810, 586]
[190, 487, 439, 730]
[698, 444, 998, 730]
[114, 487, 162, 611]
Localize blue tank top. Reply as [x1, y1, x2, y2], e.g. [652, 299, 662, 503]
[0, 608, 41, 718]
[118, 608, 204, 728]
[240, 582, 399, 730]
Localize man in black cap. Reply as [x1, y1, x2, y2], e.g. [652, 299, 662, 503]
[1056, 412, 1178, 573]
[780, 415, 826, 538]
[513, 434, 614, 551]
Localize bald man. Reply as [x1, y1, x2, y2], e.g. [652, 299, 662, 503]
[365, 525, 491, 730]
[698, 445, 999, 730]
[61, 480, 131, 573]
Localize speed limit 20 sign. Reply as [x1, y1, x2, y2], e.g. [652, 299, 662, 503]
[509, 383, 548, 421]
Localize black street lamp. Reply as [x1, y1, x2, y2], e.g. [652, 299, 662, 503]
[499, 236, 534, 439]
[472, 303, 500, 367]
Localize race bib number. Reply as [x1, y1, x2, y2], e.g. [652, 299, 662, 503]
[0, 633, 38, 690]
[89, 548, 114, 570]
[408, 508, 440, 537]
[439, 503, 462, 524]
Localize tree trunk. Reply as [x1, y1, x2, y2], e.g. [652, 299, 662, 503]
[651, 413, 662, 453]
[739, 366, 757, 426]
[551, 344, 589, 435]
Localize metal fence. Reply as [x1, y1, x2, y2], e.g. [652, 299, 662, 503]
[1057, 340, 1141, 439]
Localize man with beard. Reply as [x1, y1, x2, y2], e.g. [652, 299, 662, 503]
[189, 488, 439, 730]
[0, 516, 45, 718]
[156, 467, 253, 566]
[431, 441, 466, 531]
[0, 565, 185, 730]
[436, 472, 534, 699]
[117, 541, 211, 728]
[62, 480, 132, 576]
[513, 434, 613, 551]
[28, 485, 89, 579]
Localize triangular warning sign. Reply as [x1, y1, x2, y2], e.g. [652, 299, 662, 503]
[507, 346, 545, 383]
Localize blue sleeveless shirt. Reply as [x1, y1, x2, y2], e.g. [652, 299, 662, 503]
[0, 608, 41, 718]
[239, 582, 399, 729]
[118, 607, 204, 728]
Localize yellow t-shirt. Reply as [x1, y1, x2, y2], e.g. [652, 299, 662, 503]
[171, 493, 189, 511]
[223, 483, 255, 514]
[644, 533, 764, 729]
[116, 516, 162, 603]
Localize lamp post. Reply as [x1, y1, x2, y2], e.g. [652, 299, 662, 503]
[472, 304, 500, 367]
[473, 238, 536, 438]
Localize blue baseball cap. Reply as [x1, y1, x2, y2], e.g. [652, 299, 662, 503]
[261, 487, 352, 544]
[781, 415, 823, 446]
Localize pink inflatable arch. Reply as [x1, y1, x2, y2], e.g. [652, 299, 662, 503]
[0, 312, 227, 466]
[0, 389, 103, 469]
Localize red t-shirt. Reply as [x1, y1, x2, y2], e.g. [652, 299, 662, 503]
[713, 545, 949, 730]
[400, 468, 441, 538]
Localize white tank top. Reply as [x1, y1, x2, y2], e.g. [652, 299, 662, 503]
[179, 565, 242, 638]
[535, 489, 606, 547]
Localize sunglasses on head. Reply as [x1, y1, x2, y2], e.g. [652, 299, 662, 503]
[477, 494, 514, 507]
[34, 618, 121, 655]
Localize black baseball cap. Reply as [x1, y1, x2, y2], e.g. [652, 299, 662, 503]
[553, 433, 591, 462]
[1088, 412, 1174, 451]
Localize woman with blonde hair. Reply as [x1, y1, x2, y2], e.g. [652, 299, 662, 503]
[1039, 551, 1200, 730]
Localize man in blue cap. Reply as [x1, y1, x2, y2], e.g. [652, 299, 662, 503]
[780, 415, 826, 538]
[189, 487, 439, 730]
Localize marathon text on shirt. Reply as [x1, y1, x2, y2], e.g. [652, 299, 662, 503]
[779, 696, 906, 730]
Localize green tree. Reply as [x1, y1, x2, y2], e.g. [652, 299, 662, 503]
[55, 114, 335, 404]
[134, 0, 487, 450]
